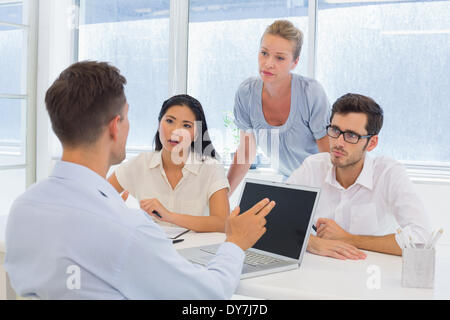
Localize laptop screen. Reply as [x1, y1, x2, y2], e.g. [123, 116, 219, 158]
[238, 181, 318, 260]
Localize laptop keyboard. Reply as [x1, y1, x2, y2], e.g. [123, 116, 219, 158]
[244, 251, 281, 267]
[200, 246, 282, 267]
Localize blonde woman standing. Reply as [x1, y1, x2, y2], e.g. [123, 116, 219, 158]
[228, 20, 331, 194]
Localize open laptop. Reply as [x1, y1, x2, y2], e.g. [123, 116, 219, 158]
[178, 178, 321, 279]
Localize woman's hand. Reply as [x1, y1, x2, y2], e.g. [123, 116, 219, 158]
[140, 198, 174, 223]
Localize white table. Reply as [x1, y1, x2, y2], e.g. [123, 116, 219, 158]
[174, 231, 450, 300]
[1, 218, 449, 300]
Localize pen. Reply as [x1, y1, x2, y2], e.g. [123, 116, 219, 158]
[152, 210, 162, 219]
[172, 229, 190, 240]
[172, 239, 184, 244]
[312, 224, 317, 232]
[429, 229, 444, 249]
[426, 230, 435, 249]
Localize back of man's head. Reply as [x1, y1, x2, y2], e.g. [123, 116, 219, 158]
[330, 93, 384, 135]
[45, 61, 127, 147]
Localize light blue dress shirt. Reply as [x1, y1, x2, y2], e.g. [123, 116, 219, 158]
[4, 161, 244, 299]
[234, 73, 331, 177]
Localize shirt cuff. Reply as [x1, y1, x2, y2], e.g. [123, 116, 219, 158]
[219, 242, 245, 261]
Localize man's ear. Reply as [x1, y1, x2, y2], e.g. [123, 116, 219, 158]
[291, 56, 299, 70]
[366, 135, 378, 152]
[108, 115, 121, 141]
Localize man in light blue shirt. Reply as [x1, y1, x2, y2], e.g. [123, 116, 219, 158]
[4, 61, 275, 299]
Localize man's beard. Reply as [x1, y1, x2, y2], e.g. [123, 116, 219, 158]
[331, 147, 365, 169]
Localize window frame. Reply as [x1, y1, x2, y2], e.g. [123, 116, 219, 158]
[0, 0, 38, 188]
[35, 0, 79, 181]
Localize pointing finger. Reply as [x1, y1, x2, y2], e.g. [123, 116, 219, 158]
[242, 198, 270, 216]
[256, 201, 276, 218]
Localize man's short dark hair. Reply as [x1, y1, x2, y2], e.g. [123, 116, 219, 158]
[45, 61, 127, 146]
[330, 93, 384, 135]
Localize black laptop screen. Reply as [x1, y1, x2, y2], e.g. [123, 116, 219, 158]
[238, 181, 318, 259]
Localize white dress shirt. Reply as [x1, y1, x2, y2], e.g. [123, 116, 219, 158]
[115, 151, 229, 226]
[287, 153, 431, 246]
[4, 161, 244, 299]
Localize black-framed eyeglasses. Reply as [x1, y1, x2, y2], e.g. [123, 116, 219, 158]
[326, 125, 373, 144]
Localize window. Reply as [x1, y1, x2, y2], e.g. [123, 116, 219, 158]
[72, 0, 449, 178]
[0, 0, 36, 215]
[316, 0, 450, 163]
[77, 0, 170, 156]
[187, 0, 310, 161]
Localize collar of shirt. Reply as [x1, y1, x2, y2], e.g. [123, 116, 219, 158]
[147, 150, 202, 176]
[51, 160, 124, 202]
[325, 153, 374, 191]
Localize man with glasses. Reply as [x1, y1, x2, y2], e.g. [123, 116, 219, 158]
[287, 93, 431, 259]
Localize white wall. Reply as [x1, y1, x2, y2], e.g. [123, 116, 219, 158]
[413, 183, 450, 245]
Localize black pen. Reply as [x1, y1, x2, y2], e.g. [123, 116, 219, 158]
[152, 210, 162, 219]
[312, 224, 317, 232]
[172, 229, 190, 240]
[172, 239, 184, 244]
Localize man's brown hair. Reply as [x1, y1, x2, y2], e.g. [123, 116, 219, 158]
[45, 61, 127, 146]
[331, 93, 384, 135]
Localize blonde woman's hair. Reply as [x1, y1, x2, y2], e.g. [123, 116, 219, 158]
[262, 20, 304, 61]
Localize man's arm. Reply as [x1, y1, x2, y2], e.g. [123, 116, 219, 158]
[227, 130, 257, 196]
[118, 198, 275, 299]
[346, 233, 402, 256]
[316, 218, 402, 256]
[384, 162, 432, 245]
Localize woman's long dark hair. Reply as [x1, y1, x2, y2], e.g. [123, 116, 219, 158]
[154, 94, 218, 159]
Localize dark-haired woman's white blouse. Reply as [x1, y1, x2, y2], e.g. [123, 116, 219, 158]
[115, 150, 229, 226]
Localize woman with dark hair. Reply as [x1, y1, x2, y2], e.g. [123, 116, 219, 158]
[153, 94, 218, 159]
[108, 94, 230, 232]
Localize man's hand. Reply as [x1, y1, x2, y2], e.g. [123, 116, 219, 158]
[140, 198, 173, 223]
[225, 198, 276, 251]
[307, 235, 367, 260]
[316, 218, 351, 241]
